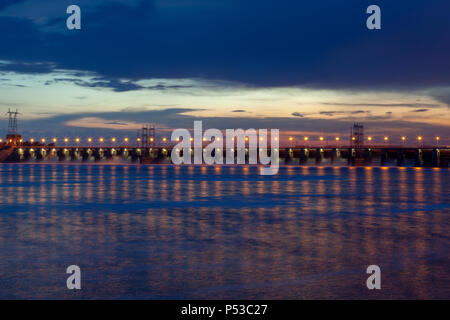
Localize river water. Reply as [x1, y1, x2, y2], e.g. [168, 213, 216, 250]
[0, 164, 448, 299]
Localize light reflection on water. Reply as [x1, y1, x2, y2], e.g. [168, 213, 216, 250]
[0, 164, 448, 299]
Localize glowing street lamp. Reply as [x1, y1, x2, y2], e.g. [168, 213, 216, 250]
[401, 136, 406, 145]
[417, 136, 423, 147]
[319, 136, 325, 146]
[334, 137, 340, 147]
[64, 138, 69, 143]
[303, 137, 308, 146]
[75, 138, 80, 143]
[99, 138, 104, 143]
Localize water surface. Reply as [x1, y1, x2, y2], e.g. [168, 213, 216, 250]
[0, 164, 448, 299]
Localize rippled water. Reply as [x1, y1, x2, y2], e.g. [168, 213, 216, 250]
[0, 164, 448, 299]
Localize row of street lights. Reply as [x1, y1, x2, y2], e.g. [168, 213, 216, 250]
[0, 136, 274, 144]
[0, 135, 442, 145]
[286, 136, 441, 144]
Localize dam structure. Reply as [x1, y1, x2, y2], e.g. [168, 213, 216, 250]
[0, 144, 449, 167]
[0, 116, 448, 167]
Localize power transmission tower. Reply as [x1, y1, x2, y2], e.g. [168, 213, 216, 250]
[350, 123, 364, 148]
[6, 108, 19, 134]
[139, 124, 155, 147]
[141, 125, 149, 147]
[5, 108, 22, 145]
[149, 124, 155, 146]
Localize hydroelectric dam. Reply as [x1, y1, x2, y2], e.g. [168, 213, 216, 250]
[1, 145, 449, 167]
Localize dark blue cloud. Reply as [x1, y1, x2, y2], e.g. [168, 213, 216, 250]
[0, 61, 56, 74]
[0, 0, 27, 11]
[0, 0, 449, 90]
[45, 77, 145, 92]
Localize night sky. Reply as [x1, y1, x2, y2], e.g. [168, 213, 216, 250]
[0, 0, 449, 143]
